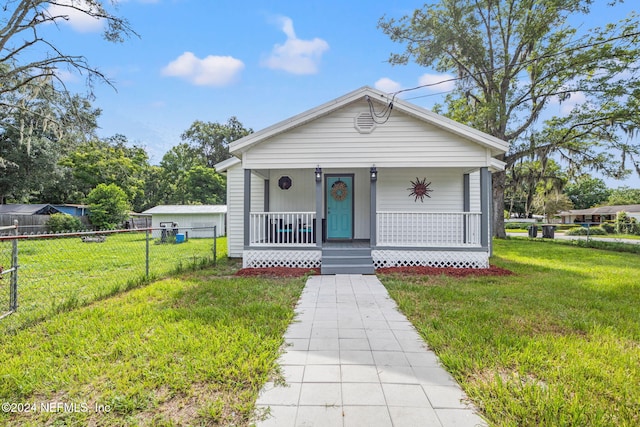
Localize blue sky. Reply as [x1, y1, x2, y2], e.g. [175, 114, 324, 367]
[41, 0, 639, 187]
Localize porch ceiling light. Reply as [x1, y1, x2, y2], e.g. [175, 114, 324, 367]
[315, 166, 322, 182]
[370, 165, 377, 182]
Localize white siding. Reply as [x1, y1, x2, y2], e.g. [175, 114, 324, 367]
[226, 164, 245, 258]
[251, 173, 265, 215]
[226, 166, 265, 258]
[378, 168, 464, 212]
[243, 100, 491, 170]
[269, 169, 316, 212]
[469, 170, 481, 212]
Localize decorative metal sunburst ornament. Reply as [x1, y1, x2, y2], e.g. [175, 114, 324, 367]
[408, 177, 433, 202]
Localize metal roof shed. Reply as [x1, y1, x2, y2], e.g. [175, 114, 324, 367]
[141, 205, 227, 238]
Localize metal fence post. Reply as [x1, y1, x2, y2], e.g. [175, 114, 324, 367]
[145, 228, 150, 278]
[10, 220, 18, 311]
[213, 225, 217, 266]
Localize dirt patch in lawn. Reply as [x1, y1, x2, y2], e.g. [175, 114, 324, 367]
[376, 265, 513, 277]
[235, 265, 512, 278]
[235, 267, 320, 277]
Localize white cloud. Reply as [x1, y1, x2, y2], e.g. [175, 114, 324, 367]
[162, 52, 245, 86]
[418, 73, 456, 91]
[551, 91, 587, 115]
[262, 16, 329, 75]
[374, 78, 402, 93]
[54, 68, 79, 83]
[46, 0, 105, 33]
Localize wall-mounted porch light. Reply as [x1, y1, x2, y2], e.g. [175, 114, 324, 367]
[315, 166, 322, 183]
[370, 165, 377, 182]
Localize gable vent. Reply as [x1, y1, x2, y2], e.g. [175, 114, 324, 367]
[354, 112, 376, 134]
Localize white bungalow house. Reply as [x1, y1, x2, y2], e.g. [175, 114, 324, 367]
[215, 87, 508, 274]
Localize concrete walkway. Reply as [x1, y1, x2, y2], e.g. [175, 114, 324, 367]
[255, 274, 487, 427]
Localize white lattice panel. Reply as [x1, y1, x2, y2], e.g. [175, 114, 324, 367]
[372, 250, 488, 269]
[243, 250, 322, 269]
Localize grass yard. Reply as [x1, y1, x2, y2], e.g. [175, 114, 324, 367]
[0, 259, 306, 426]
[1, 232, 220, 332]
[380, 239, 640, 426]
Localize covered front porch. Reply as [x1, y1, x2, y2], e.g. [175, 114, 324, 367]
[241, 166, 493, 273]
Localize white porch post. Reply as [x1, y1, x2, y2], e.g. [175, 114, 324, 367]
[243, 168, 251, 247]
[370, 165, 378, 247]
[315, 167, 323, 247]
[463, 172, 470, 244]
[480, 167, 491, 251]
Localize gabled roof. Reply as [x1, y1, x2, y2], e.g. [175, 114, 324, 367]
[559, 204, 640, 216]
[0, 204, 62, 215]
[142, 205, 227, 215]
[214, 156, 240, 173]
[229, 86, 509, 157]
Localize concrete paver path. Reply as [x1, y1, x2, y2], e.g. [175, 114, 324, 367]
[255, 274, 487, 427]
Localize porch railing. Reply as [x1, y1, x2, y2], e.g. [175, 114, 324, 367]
[250, 212, 316, 246]
[377, 212, 482, 247]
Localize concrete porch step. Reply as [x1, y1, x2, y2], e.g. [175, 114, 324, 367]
[321, 246, 374, 275]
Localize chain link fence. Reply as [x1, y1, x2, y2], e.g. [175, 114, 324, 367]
[0, 222, 219, 332]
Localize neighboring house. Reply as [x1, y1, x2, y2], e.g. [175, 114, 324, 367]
[52, 204, 89, 217]
[0, 204, 63, 230]
[141, 205, 227, 238]
[0, 204, 62, 215]
[215, 86, 509, 274]
[558, 205, 640, 224]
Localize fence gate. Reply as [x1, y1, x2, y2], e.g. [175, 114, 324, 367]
[0, 222, 18, 320]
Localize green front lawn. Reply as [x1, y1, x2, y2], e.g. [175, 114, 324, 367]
[1, 233, 221, 332]
[380, 239, 640, 426]
[0, 260, 306, 426]
[1, 238, 638, 426]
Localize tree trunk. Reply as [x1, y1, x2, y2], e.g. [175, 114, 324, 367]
[493, 170, 507, 238]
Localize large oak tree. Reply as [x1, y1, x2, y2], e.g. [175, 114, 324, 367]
[379, 0, 640, 236]
[1, 1, 136, 169]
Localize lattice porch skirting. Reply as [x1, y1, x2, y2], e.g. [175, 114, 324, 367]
[372, 249, 489, 269]
[243, 249, 322, 269]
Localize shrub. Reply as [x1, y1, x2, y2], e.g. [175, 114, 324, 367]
[505, 222, 532, 230]
[565, 226, 607, 236]
[601, 223, 615, 234]
[615, 211, 640, 235]
[86, 184, 131, 230]
[47, 213, 83, 233]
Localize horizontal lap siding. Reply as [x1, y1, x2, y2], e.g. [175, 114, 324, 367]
[469, 171, 481, 212]
[226, 165, 264, 257]
[243, 101, 490, 169]
[378, 168, 464, 212]
[226, 165, 245, 257]
[269, 169, 315, 212]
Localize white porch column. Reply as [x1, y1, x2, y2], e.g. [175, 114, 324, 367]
[243, 168, 251, 247]
[480, 167, 491, 251]
[370, 166, 378, 247]
[463, 172, 470, 244]
[315, 167, 323, 247]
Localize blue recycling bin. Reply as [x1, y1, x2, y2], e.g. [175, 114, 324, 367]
[175, 233, 185, 243]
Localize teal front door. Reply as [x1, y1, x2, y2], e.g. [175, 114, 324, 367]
[326, 175, 354, 240]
